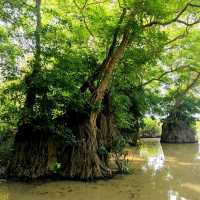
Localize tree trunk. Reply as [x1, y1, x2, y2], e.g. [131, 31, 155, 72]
[8, 124, 51, 179]
[8, 0, 52, 180]
[161, 115, 197, 143]
[161, 72, 200, 143]
[59, 93, 115, 180]
[58, 27, 130, 180]
[60, 119, 110, 180]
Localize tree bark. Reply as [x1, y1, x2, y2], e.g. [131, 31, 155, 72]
[58, 11, 131, 178]
[8, 0, 52, 180]
[8, 124, 50, 179]
[59, 93, 116, 180]
[60, 120, 108, 180]
[161, 71, 200, 143]
[24, 0, 42, 115]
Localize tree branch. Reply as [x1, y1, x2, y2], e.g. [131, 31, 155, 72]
[107, 8, 127, 57]
[176, 19, 200, 26]
[80, 8, 127, 93]
[174, 70, 200, 108]
[164, 27, 189, 46]
[143, 2, 200, 28]
[73, 0, 95, 37]
[87, 0, 109, 6]
[139, 65, 189, 87]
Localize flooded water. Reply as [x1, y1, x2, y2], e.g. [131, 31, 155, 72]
[1, 138, 200, 200]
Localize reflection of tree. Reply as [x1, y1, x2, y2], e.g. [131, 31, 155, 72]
[0, 185, 9, 200]
[195, 142, 200, 160]
[138, 139, 200, 200]
[139, 139, 165, 173]
[168, 190, 187, 200]
[162, 143, 200, 199]
[162, 143, 198, 161]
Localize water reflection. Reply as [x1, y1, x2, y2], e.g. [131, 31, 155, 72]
[138, 139, 200, 200]
[139, 138, 165, 173]
[168, 190, 187, 200]
[0, 139, 200, 200]
[195, 142, 200, 160]
[0, 184, 9, 200]
[165, 171, 173, 181]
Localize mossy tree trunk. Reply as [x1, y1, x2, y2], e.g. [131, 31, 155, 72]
[161, 72, 200, 143]
[60, 24, 130, 180]
[60, 118, 108, 180]
[8, 124, 50, 179]
[8, 0, 52, 179]
[161, 112, 197, 143]
[59, 93, 117, 180]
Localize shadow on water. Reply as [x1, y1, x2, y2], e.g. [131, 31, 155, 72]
[0, 138, 200, 200]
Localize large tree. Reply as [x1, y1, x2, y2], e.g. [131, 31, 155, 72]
[58, 0, 200, 179]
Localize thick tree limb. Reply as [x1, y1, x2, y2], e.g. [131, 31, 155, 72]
[107, 8, 127, 58]
[34, 0, 41, 73]
[91, 28, 131, 103]
[80, 8, 127, 93]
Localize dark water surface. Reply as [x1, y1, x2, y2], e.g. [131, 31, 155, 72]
[1, 138, 200, 200]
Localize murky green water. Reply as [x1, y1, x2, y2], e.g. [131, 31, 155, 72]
[1, 138, 200, 200]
